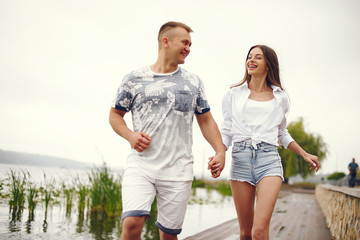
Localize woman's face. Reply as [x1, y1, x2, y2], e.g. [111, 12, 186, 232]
[246, 47, 268, 77]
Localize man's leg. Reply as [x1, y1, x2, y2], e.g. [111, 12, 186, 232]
[155, 180, 192, 240]
[350, 175, 356, 187]
[122, 216, 146, 240]
[159, 230, 178, 240]
[121, 168, 156, 239]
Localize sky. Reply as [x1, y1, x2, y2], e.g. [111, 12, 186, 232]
[1, 0, 360, 179]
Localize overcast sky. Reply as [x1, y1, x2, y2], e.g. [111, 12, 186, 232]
[1, 0, 359, 178]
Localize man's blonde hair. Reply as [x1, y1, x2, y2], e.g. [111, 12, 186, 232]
[157, 21, 193, 47]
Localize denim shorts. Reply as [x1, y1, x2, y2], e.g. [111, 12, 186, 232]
[230, 141, 284, 186]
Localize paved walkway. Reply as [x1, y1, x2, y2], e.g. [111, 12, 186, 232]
[183, 188, 333, 240]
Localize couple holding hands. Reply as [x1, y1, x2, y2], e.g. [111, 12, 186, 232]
[109, 21, 320, 240]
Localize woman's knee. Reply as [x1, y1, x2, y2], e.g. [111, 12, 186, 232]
[240, 233, 252, 240]
[251, 225, 266, 240]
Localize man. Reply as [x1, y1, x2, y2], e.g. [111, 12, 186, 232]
[348, 157, 359, 187]
[109, 21, 226, 240]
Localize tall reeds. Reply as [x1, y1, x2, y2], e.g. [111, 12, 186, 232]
[40, 173, 55, 217]
[4, 165, 124, 236]
[0, 178, 5, 198]
[3, 166, 232, 239]
[88, 163, 122, 218]
[76, 178, 88, 216]
[62, 183, 75, 216]
[192, 178, 233, 197]
[27, 181, 38, 220]
[142, 198, 159, 240]
[215, 181, 232, 196]
[8, 170, 27, 220]
[192, 177, 206, 188]
[76, 179, 87, 234]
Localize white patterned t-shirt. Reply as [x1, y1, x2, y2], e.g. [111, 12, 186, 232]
[112, 66, 210, 181]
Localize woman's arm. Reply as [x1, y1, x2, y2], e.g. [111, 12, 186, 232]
[287, 141, 320, 172]
[220, 89, 233, 150]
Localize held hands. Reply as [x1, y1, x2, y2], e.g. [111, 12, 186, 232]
[129, 132, 151, 152]
[207, 153, 225, 178]
[303, 153, 320, 172]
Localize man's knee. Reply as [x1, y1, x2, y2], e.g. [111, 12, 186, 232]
[159, 230, 178, 240]
[122, 216, 146, 238]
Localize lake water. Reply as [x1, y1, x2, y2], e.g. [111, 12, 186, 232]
[0, 164, 237, 239]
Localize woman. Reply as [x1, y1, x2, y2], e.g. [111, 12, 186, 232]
[218, 45, 320, 240]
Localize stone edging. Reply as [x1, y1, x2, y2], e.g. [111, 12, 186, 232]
[315, 184, 360, 240]
[317, 184, 360, 198]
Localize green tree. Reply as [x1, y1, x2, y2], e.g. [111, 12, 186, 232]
[278, 118, 327, 180]
[327, 172, 346, 180]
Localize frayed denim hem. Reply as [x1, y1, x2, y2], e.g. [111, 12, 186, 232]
[229, 178, 256, 187]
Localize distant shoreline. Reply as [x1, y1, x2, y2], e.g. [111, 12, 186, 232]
[0, 149, 90, 169]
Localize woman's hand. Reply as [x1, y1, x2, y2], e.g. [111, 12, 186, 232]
[287, 141, 320, 172]
[303, 153, 320, 172]
[208, 153, 225, 178]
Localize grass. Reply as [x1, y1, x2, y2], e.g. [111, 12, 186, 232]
[2, 166, 124, 236]
[0, 178, 4, 198]
[62, 184, 75, 216]
[40, 173, 56, 217]
[214, 181, 232, 196]
[2, 166, 236, 238]
[192, 178, 233, 197]
[27, 180, 38, 220]
[192, 177, 206, 188]
[5, 169, 233, 214]
[43, 189, 51, 216]
[88, 163, 122, 218]
[76, 178, 88, 216]
[8, 170, 27, 219]
[142, 198, 159, 240]
[5, 170, 288, 219]
[4, 165, 123, 219]
[282, 182, 317, 190]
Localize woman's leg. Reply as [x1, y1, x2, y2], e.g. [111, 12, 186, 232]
[252, 176, 282, 240]
[230, 180, 256, 240]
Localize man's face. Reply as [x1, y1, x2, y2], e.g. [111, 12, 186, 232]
[166, 27, 192, 64]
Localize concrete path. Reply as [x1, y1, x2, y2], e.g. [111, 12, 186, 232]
[183, 188, 333, 240]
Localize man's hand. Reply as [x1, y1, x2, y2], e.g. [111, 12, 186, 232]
[207, 153, 225, 178]
[129, 132, 151, 152]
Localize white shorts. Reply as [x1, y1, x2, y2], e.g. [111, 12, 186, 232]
[121, 167, 192, 235]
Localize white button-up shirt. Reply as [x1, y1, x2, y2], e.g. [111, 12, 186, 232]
[221, 81, 294, 149]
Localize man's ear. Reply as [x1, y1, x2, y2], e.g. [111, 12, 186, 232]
[162, 37, 169, 48]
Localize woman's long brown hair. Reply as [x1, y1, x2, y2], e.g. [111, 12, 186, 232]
[232, 45, 283, 89]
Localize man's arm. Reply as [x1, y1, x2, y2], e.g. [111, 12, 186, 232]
[196, 111, 226, 178]
[109, 108, 151, 152]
